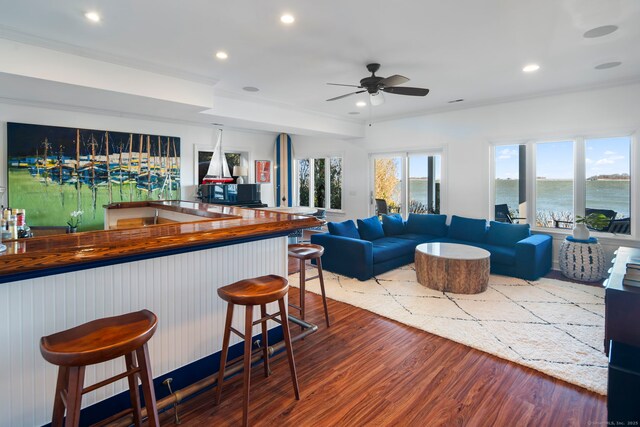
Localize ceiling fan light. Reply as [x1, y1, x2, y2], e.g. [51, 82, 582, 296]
[370, 91, 384, 106]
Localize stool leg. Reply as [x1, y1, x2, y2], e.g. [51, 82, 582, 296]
[260, 303, 270, 378]
[65, 366, 85, 427]
[135, 343, 159, 427]
[278, 298, 300, 400]
[51, 366, 68, 427]
[216, 302, 234, 405]
[316, 257, 331, 327]
[242, 305, 254, 427]
[299, 258, 306, 323]
[125, 351, 142, 426]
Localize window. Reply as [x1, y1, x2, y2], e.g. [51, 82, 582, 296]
[492, 135, 632, 235]
[536, 141, 574, 228]
[372, 152, 442, 217]
[585, 137, 631, 234]
[296, 156, 342, 210]
[494, 144, 526, 222]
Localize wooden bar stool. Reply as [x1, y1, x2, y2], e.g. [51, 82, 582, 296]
[39, 310, 159, 427]
[288, 243, 330, 327]
[215, 274, 300, 427]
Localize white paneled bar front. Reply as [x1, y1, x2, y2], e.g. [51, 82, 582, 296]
[0, 237, 288, 427]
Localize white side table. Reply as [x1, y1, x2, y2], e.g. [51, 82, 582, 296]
[558, 236, 606, 282]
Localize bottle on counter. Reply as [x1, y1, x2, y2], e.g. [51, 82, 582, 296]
[8, 215, 18, 240]
[15, 209, 32, 238]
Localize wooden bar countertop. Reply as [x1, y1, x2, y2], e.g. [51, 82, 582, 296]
[0, 201, 322, 282]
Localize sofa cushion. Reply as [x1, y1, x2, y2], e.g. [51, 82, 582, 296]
[405, 213, 448, 237]
[395, 233, 438, 244]
[448, 215, 487, 243]
[327, 220, 359, 239]
[484, 244, 517, 266]
[371, 237, 418, 263]
[357, 216, 385, 241]
[487, 221, 531, 248]
[382, 214, 405, 236]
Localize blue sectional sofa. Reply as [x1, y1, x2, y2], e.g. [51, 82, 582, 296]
[310, 213, 552, 281]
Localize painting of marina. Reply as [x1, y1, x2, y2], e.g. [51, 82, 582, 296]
[7, 122, 181, 231]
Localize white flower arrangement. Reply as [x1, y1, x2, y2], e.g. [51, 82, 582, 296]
[67, 210, 84, 228]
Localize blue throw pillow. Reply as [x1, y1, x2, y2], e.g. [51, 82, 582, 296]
[357, 216, 385, 241]
[405, 213, 448, 237]
[327, 220, 359, 239]
[487, 221, 531, 247]
[382, 214, 404, 236]
[448, 215, 487, 243]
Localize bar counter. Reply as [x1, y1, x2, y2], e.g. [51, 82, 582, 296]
[0, 201, 321, 426]
[0, 200, 321, 283]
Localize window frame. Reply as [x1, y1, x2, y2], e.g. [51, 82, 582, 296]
[294, 153, 344, 212]
[490, 132, 637, 240]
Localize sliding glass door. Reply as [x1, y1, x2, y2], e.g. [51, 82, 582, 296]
[371, 152, 442, 217]
[372, 154, 404, 215]
[408, 154, 440, 214]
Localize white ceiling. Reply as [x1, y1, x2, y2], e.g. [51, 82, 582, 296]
[1, 0, 640, 124]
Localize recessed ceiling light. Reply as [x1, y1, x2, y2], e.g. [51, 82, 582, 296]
[583, 25, 618, 39]
[280, 14, 295, 24]
[243, 86, 260, 92]
[84, 11, 100, 22]
[522, 64, 540, 73]
[348, 112, 360, 115]
[215, 51, 228, 60]
[595, 61, 622, 70]
[448, 99, 464, 104]
[356, 101, 367, 107]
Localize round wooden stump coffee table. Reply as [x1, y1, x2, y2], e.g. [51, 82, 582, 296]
[415, 242, 490, 294]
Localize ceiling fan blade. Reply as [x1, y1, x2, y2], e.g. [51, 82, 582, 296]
[383, 86, 430, 96]
[380, 74, 409, 87]
[327, 83, 363, 88]
[326, 90, 366, 101]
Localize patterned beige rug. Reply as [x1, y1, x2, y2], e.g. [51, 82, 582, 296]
[289, 264, 608, 395]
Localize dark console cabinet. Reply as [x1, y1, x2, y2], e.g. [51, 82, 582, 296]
[608, 341, 640, 423]
[604, 247, 640, 355]
[605, 247, 640, 423]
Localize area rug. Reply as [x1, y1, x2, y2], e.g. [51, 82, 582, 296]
[289, 264, 608, 395]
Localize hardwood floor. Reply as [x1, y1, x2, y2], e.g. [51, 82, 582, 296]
[159, 266, 607, 426]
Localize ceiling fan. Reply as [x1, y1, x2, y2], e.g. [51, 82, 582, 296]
[326, 63, 429, 105]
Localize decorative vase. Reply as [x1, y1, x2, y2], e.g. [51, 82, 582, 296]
[67, 226, 78, 234]
[572, 223, 589, 240]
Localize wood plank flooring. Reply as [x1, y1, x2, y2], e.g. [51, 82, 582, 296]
[159, 265, 606, 426]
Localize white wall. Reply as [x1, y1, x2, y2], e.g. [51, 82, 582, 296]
[0, 102, 278, 207]
[364, 82, 640, 265]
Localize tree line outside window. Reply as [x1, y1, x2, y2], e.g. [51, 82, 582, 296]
[297, 157, 342, 210]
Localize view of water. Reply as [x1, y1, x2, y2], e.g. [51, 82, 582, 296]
[495, 179, 630, 218]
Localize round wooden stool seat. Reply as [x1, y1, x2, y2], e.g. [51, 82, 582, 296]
[40, 309, 158, 367]
[40, 309, 159, 427]
[288, 243, 324, 260]
[217, 274, 289, 306]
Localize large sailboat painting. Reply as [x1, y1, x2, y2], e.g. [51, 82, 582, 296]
[6, 122, 181, 231]
[202, 129, 233, 184]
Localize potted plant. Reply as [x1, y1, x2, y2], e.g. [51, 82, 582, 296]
[573, 213, 610, 240]
[67, 210, 83, 233]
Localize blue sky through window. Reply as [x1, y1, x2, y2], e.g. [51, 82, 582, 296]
[495, 137, 630, 179]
